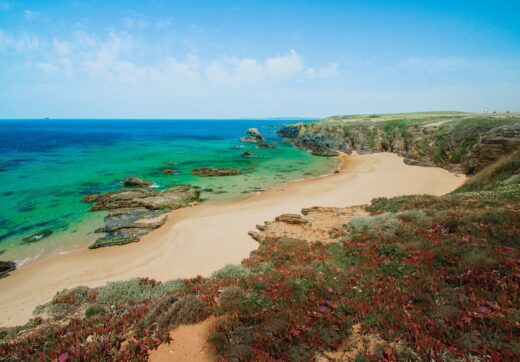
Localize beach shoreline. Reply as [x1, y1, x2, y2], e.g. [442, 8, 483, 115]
[0, 152, 465, 327]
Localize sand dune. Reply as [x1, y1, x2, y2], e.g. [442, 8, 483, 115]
[0, 152, 465, 327]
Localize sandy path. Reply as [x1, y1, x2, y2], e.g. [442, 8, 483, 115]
[148, 317, 216, 362]
[0, 152, 465, 327]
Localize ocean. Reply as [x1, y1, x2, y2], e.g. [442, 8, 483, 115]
[0, 119, 335, 264]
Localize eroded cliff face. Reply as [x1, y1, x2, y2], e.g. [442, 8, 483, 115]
[278, 114, 520, 174]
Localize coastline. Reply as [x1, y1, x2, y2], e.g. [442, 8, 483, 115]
[0, 152, 465, 327]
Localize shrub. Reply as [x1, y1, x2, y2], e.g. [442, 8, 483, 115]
[97, 278, 184, 305]
[217, 285, 245, 312]
[38, 286, 93, 318]
[348, 213, 401, 238]
[211, 264, 252, 280]
[396, 210, 426, 222]
[84, 305, 106, 318]
[156, 295, 209, 330]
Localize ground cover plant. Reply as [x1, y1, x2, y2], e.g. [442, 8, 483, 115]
[1, 153, 519, 361]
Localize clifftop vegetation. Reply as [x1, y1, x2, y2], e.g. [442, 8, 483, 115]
[278, 112, 520, 174]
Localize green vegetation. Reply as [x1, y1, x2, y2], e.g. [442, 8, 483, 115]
[291, 112, 520, 174]
[456, 149, 520, 192]
[1, 151, 519, 361]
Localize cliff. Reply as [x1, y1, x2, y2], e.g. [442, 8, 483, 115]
[278, 112, 520, 174]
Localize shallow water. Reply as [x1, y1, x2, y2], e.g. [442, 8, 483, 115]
[0, 119, 334, 263]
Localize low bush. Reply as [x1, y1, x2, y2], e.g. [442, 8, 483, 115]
[211, 264, 252, 280]
[96, 278, 183, 305]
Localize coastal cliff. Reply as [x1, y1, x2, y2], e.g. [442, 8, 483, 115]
[278, 112, 520, 174]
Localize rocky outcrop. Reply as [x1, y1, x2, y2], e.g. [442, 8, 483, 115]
[163, 169, 176, 175]
[22, 230, 53, 244]
[278, 115, 520, 174]
[123, 177, 152, 187]
[463, 125, 520, 174]
[0, 260, 15, 278]
[83, 185, 200, 248]
[240, 151, 256, 158]
[192, 168, 241, 177]
[240, 128, 265, 143]
[249, 206, 366, 244]
[275, 214, 309, 225]
[257, 143, 277, 149]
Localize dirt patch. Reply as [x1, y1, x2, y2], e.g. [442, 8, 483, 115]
[148, 317, 216, 362]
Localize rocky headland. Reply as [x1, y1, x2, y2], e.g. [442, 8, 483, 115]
[278, 112, 520, 174]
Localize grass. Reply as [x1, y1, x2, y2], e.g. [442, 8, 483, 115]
[456, 149, 520, 192]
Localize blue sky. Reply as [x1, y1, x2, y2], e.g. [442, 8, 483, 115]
[0, 0, 519, 118]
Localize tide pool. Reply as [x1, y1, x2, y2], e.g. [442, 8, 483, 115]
[0, 119, 335, 263]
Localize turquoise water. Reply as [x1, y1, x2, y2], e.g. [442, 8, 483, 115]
[0, 120, 334, 263]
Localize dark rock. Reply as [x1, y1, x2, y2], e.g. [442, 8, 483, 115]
[275, 214, 309, 225]
[257, 143, 277, 149]
[191, 168, 241, 177]
[163, 169, 176, 175]
[122, 177, 152, 187]
[22, 230, 53, 244]
[240, 151, 256, 158]
[240, 128, 265, 143]
[403, 157, 435, 167]
[0, 261, 15, 278]
[277, 124, 302, 139]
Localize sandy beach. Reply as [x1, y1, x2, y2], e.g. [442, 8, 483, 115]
[0, 152, 465, 327]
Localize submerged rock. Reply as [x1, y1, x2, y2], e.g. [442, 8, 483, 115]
[240, 151, 256, 158]
[22, 230, 53, 244]
[257, 143, 277, 149]
[191, 168, 241, 177]
[0, 260, 15, 278]
[163, 169, 176, 175]
[240, 128, 265, 143]
[83, 185, 200, 248]
[122, 177, 153, 187]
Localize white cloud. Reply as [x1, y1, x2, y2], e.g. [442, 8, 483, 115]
[265, 49, 304, 79]
[304, 63, 338, 79]
[0, 30, 42, 53]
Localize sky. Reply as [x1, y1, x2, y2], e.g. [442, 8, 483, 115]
[0, 0, 519, 118]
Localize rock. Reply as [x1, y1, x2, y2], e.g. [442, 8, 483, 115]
[403, 157, 435, 167]
[165, 161, 177, 166]
[277, 123, 302, 139]
[279, 116, 520, 174]
[257, 143, 277, 149]
[122, 177, 152, 187]
[163, 169, 176, 175]
[275, 214, 309, 225]
[191, 168, 241, 177]
[22, 230, 53, 244]
[83, 185, 200, 248]
[240, 128, 265, 143]
[84, 186, 200, 212]
[0, 260, 15, 278]
[240, 151, 256, 158]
